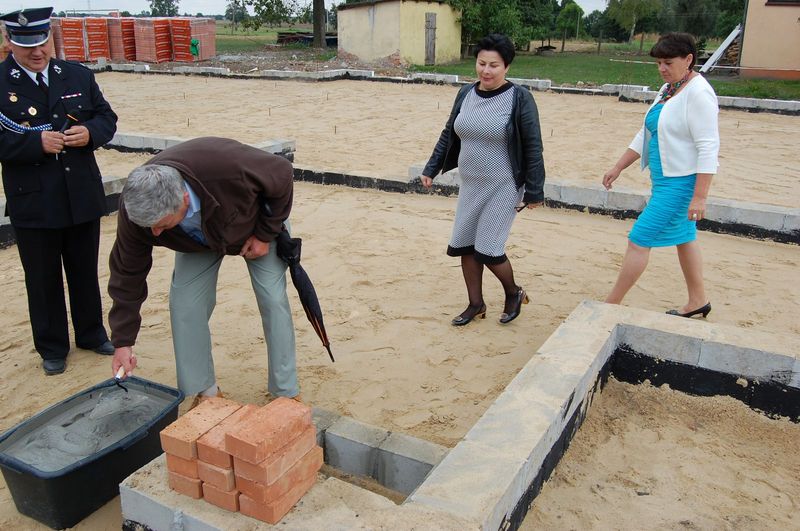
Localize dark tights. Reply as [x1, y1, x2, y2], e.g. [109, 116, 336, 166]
[458, 255, 520, 319]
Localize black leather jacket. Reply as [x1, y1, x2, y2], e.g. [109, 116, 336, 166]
[422, 81, 545, 203]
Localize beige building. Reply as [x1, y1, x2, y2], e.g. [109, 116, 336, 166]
[337, 0, 461, 66]
[740, 0, 800, 79]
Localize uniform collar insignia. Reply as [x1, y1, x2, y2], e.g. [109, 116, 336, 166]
[10, 68, 21, 79]
[53, 64, 61, 74]
[18, 13, 29, 26]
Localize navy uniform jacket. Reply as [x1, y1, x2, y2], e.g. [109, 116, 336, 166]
[0, 55, 117, 228]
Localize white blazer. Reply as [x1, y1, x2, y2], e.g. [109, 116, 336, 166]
[628, 75, 720, 176]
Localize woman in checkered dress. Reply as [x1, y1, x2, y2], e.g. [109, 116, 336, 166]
[421, 34, 546, 326]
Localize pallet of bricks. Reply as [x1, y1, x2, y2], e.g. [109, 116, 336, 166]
[170, 17, 216, 62]
[51, 17, 86, 61]
[160, 397, 322, 524]
[107, 17, 136, 61]
[84, 17, 110, 61]
[134, 18, 173, 63]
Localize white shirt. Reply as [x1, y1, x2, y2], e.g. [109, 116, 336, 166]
[628, 75, 720, 176]
[13, 57, 49, 86]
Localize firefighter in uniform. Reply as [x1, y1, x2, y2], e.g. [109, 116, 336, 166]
[0, 7, 118, 374]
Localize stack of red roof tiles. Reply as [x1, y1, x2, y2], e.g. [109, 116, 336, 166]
[160, 397, 322, 525]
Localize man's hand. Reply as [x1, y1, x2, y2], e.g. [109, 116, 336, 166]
[112, 346, 137, 379]
[41, 131, 65, 154]
[240, 235, 270, 259]
[420, 175, 433, 189]
[63, 125, 90, 148]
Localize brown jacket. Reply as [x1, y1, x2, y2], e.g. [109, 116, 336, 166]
[108, 137, 294, 347]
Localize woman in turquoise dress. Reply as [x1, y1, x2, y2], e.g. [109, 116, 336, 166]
[602, 33, 720, 318]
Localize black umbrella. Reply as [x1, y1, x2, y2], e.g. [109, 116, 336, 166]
[275, 226, 335, 362]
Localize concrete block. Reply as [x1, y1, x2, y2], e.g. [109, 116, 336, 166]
[133, 64, 151, 73]
[704, 197, 740, 223]
[411, 72, 459, 84]
[791, 359, 800, 390]
[716, 96, 736, 107]
[630, 90, 658, 102]
[617, 85, 650, 98]
[605, 187, 647, 211]
[507, 78, 551, 91]
[559, 184, 607, 209]
[312, 407, 339, 447]
[406, 439, 526, 530]
[732, 97, 757, 109]
[698, 342, 796, 383]
[325, 416, 389, 478]
[408, 163, 424, 180]
[729, 202, 791, 231]
[345, 69, 374, 78]
[783, 212, 800, 232]
[110, 133, 144, 149]
[618, 324, 702, 365]
[102, 175, 126, 196]
[376, 432, 448, 495]
[110, 63, 136, 72]
[120, 484, 183, 531]
[543, 181, 562, 202]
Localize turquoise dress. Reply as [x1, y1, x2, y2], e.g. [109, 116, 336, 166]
[629, 104, 697, 247]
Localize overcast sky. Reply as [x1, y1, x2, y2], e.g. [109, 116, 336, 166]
[4, 0, 609, 18]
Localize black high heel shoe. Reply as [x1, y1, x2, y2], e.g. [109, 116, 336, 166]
[499, 287, 529, 324]
[452, 303, 487, 326]
[666, 302, 711, 319]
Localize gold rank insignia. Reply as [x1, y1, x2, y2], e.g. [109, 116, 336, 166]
[28, 106, 37, 116]
[21, 121, 30, 127]
[9, 93, 18, 103]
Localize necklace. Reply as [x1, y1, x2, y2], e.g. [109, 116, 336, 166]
[660, 71, 691, 102]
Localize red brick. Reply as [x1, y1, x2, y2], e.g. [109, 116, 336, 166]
[236, 446, 322, 504]
[225, 397, 311, 464]
[168, 470, 203, 499]
[165, 453, 199, 479]
[160, 397, 241, 460]
[197, 404, 258, 468]
[202, 482, 240, 512]
[198, 460, 236, 492]
[239, 474, 316, 524]
[233, 425, 316, 484]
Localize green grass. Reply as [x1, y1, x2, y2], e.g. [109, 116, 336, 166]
[214, 22, 309, 54]
[412, 52, 800, 101]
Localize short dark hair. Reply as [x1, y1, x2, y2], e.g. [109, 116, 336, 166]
[474, 33, 515, 66]
[650, 32, 698, 69]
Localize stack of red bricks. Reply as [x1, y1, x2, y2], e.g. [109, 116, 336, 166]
[133, 18, 173, 63]
[58, 18, 87, 61]
[49, 17, 64, 60]
[85, 17, 110, 61]
[160, 396, 322, 525]
[170, 18, 216, 62]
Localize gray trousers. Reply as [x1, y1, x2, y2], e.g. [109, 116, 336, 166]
[169, 241, 298, 397]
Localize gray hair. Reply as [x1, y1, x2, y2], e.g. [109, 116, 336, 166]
[122, 164, 185, 227]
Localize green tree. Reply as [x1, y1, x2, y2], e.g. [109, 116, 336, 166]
[447, 0, 526, 47]
[225, 0, 249, 31]
[245, 0, 297, 30]
[714, 0, 745, 37]
[606, 0, 661, 43]
[555, 2, 583, 51]
[150, 0, 179, 17]
[519, 0, 557, 47]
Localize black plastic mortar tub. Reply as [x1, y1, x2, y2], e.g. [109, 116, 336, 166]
[0, 376, 183, 529]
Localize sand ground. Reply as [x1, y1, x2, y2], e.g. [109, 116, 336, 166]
[0, 76, 798, 529]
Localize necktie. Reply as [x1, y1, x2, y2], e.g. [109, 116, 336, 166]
[36, 72, 48, 96]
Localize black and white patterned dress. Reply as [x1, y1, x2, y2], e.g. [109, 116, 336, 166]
[448, 83, 522, 261]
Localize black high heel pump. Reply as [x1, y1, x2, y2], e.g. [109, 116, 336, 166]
[452, 303, 487, 326]
[499, 287, 529, 324]
[666, 302, 711, 319]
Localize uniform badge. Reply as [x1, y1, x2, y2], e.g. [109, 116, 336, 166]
[18, 13, 29, 26]
[9, 93, 18, 102]
[21, 121, 30, 127]
[10, 68, 21, 79]
[53, 64, 62, 75]
[28, 106, 38, 116]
